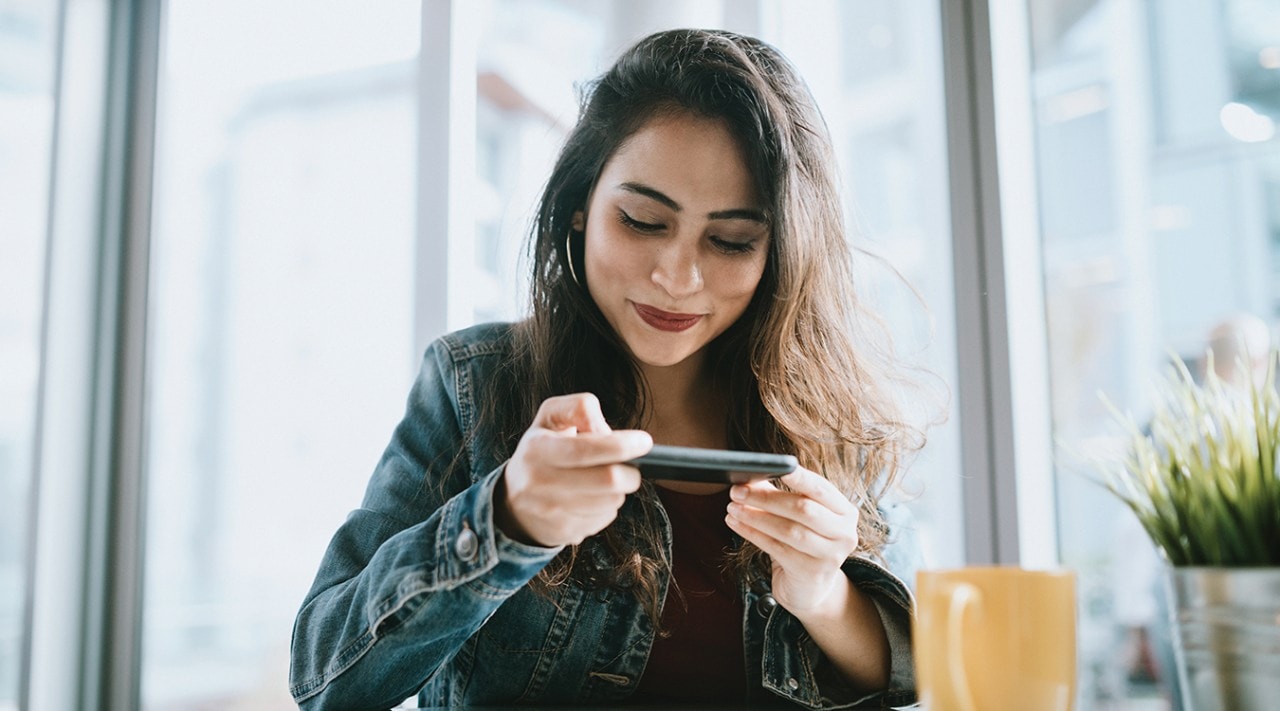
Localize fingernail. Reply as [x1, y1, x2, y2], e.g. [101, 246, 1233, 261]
[627, 430, 654, 448]
[729, 485, 747, 501]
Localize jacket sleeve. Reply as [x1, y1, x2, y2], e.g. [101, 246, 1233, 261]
[761, 501, 921, 710]
[288, 338, 560, 710]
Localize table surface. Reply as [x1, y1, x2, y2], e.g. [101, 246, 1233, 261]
[408, 706, 922, 710]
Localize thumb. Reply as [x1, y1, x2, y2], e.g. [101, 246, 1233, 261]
[536, 392, 612, 435]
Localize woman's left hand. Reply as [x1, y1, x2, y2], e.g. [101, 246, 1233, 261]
[725, 466, 860, 616]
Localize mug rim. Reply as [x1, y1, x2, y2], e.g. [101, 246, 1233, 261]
[917, 565, 1074, 579]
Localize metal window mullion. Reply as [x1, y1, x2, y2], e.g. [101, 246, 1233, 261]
[21, 0, 85, 706]
[416, 0, 478, 359]
[91, 0, 162, 708]
[25, 0, 115, 708]
[989, 0, 1059, 569]
[25, 0, 161, 708]
[940, 0, 1024, 565]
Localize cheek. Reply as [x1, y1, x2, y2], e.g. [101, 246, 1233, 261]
[713, 258, 767, 301]
[583, 222, 646, 286]
[586, 235, 640, 281]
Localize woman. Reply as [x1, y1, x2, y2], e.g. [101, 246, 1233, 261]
[290, 28, 925, 709]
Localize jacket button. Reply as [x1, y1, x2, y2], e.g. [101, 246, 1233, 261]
[455, 526, 479, 561]
[755, 592, 777, 616]
[786, 677, 800, 691]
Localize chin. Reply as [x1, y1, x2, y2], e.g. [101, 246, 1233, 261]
[628, 344, 700, 368]
[637, 355, 690, 368]
[616, 324, 711, 369]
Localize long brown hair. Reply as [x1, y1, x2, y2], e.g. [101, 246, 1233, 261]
[480, 29, 927, 620]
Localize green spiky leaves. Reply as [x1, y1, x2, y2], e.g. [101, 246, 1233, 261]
[1106, 353, 1280, 566]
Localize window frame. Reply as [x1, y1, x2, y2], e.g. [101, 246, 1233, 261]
[22, 0, 1050, 707]
[25, 0, 160, 707]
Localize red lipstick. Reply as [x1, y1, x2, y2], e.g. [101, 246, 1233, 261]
[633, 303, 703, 332]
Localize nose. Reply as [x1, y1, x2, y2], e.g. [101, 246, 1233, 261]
[651, 240, 703, 298]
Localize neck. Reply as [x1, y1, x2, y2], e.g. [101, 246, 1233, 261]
[638, 352, 705, 408]
[638, 351, 726, 448]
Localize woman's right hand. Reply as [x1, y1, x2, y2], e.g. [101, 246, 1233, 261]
[495, 393, 652, 547]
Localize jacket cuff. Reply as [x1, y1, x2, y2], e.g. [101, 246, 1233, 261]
[760, 557, 918, 709]
[865, 586, 916, 700]
[847, 556, 916, 700]
[430, 464, 561, 596]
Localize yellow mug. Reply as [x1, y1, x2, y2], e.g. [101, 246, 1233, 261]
[914, 567, 1077, 711]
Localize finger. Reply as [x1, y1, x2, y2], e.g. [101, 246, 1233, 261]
[727, 501, 853, 558]
[776, 467, 856, 514]
[539, 490, 631, 518]
[758, 466, 856, 516]
[725, 508, 819, 567]
[556, 463, 642, 495]
[527, 429, 653, 469]
[535, 393, 612, 434]
[730, 485, 851, 538]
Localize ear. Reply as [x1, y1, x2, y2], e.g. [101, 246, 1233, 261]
[571, 210, 585, 232]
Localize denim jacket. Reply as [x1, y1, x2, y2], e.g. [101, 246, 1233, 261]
[290, 322, 921, 709]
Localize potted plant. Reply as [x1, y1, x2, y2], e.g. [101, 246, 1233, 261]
[1105, 351, 1280, 710]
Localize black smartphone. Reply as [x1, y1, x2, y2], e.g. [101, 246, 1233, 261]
[628, 444, 798, 484]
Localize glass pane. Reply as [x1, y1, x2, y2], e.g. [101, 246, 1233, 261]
[1027, 0, 1280, 708]
[0, 0, 58, 706]
[474, 0, 964, 571]
[471, 0, 732, 322]
[142, 1, 420, 707]
[767, 0, 964, 569]
[474, 0, 610, 323]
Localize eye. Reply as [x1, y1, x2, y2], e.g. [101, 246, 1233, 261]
[618, 210, 664, 233]
[710, 236, 758, 255]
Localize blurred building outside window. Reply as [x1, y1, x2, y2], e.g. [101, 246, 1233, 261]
[139, 1, 966, 707]
[473, 0, 967, 572]
[142, 1, 419, 707]
[1028, 0, 1280, 708]
[10, 0, 1207, 706]
[0, 0, 59, 708]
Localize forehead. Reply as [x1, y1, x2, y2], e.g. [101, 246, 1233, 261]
[595, 112, 760, 208]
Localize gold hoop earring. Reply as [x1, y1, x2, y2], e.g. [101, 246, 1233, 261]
[565, 230, 582, 286]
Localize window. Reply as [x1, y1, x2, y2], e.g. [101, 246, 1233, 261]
[472, 0, 966, 570]
[1026, 0, 1280, 707]
[141, 5, 967, 703]
[14, 0, 1083, 706]
[141, 1, 420, 706]
[473, 0, 608, 323]
[0, 1, 58, 707]
[767, 0, 963, 569]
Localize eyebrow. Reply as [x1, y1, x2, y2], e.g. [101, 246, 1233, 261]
[618, 181, 768, 224]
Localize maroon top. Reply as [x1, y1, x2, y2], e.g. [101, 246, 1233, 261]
[635, 486, 747, 701]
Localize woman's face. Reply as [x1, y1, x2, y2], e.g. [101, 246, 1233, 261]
[575, 112, 770, 372]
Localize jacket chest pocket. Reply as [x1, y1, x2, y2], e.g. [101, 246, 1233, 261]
[476, 585, 576, 653]
[463, 583, 592, 702]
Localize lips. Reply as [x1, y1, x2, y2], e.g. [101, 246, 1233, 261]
[633, 302, 703, 332]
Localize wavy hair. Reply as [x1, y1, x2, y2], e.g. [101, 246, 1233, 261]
[480, 28, 927, 622]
